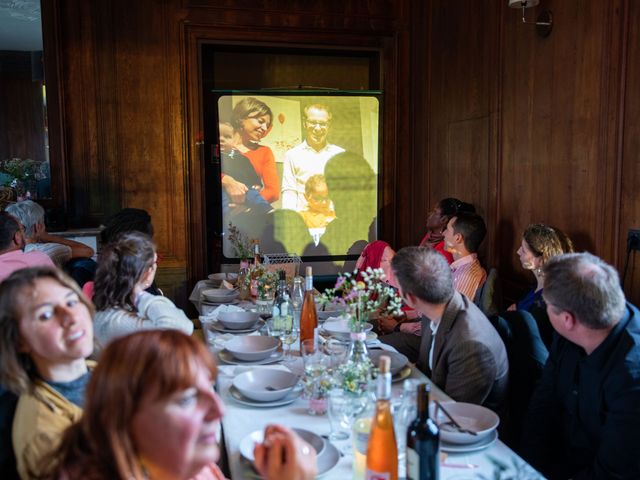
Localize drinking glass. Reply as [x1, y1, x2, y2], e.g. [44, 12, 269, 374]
[302, 340, 330, 415]
[328, 389, 351, 441]
[325, 339, 349, 371]
[394, 378, 421, 478]
[290, 276, 304, 333]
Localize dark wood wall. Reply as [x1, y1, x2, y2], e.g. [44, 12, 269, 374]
[0, 52, 46, 163]
[421, 0, 640, 304]
[44, 0, 640, 306]
[44, 0, 416, 305]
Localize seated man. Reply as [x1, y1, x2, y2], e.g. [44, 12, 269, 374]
[6, 200, 94, 267]
[391, 246, 508, 411]
[521, 253, 640, 479]
[443, 211, 487, 300]
[379, 211, 487, 356]
[0, 212, 54, 281]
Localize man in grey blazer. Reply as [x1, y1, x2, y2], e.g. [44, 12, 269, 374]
[392, 246, 509, 411]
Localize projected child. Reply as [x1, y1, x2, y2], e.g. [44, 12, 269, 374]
[299, 174, 336, 246]
[231, 97, 280, 203]
[219, 121, 272, 217]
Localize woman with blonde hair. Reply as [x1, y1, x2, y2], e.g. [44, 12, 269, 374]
[0, 266, 95, 479]
[45, 330, 316, 480]
[92, 231, 193, 349]
[508, 223, 574, 312]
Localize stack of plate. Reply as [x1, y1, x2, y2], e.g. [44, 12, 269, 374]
[240, 428, 340, 477]
[321, 318, 373, 340]
[368, 349, 411, 382]
[432, 401, 500, 453]
[229, 368, 302, 407]
[219, 336, 283, 365]
[202, 288, 240, 305]
[207, 272, 239, 287]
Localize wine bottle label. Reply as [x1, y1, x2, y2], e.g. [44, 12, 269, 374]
[406, 447, 419, 480]
[365, 469, 391, 480]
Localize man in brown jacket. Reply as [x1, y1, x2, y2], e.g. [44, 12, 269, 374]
[392, 246, 508, 412]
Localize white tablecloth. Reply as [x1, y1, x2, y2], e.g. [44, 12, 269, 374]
[216, 360, 543, 480]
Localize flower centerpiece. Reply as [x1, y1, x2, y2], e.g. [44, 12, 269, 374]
[320, 267, 403, 394]
[226, 222, 255, 262]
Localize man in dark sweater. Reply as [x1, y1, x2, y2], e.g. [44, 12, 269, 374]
[521, 252, 640, 479]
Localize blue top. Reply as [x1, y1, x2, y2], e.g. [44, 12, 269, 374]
[46, 371, 91, 408]
[516, 288, 544, 312]
[521, 302, 640, 478]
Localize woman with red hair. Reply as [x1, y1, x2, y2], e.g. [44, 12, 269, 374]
[44, 330, 316, 480]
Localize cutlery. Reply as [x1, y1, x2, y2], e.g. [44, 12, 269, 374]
[434, 400, 477, 436]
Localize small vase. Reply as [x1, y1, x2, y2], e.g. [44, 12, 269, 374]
[339, 315, 373, 396]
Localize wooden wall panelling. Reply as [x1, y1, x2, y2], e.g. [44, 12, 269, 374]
[424, 0, 500, 259]
[620, 0, 640, 303]
[0, 52, 46, 163]
[499, 0, 627, 299]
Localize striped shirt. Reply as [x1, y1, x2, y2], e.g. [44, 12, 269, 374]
[450, 253, 486, 301]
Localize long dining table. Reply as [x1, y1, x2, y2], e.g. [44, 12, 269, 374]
[191, 282, 544, 479]
[213, 348, 543, 480]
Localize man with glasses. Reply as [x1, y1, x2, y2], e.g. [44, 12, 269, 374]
[0, 212, 53, 281]
[281, 104, 344, 211]
[521, 252, 640, 479]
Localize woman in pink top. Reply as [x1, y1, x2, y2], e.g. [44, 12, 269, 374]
[44, 330, 316, 480]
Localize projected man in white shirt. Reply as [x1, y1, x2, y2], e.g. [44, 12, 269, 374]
[281, 104, 345, 211]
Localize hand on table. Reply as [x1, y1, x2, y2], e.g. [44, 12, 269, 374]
[253, 424, 317, 480]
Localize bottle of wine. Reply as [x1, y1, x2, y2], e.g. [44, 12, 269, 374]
[366, 356, 398, 480]
[406, 383, 439, 480]
[299, 266, 318, 348]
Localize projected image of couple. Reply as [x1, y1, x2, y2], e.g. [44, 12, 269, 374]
[220, 96, 378, 265]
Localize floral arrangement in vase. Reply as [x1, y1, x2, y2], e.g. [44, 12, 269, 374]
[320, 267, 403, 394]
[320, 267, 403, 331]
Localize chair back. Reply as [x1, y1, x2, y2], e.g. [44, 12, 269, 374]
[474, 267, 502, 317]
[489, 310, 549, 451]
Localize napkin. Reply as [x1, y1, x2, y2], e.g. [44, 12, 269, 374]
[200, 304, 245, 322]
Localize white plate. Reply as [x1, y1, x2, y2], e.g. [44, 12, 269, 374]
[210, 319, 265, 334]
[218, 349, 283, 365]
[239, 430, 340, 478]
[229, 384, 303, 408]
[440, 429, 498, 453]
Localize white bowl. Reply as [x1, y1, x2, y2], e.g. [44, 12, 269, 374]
[218, 311, 260, 330]
[208, 273, 238, 286]
[202, 288, 239, 303]
[322, 318, 373, 340]
[431, 402, 500, 445]
[225, 336, 281, 362]
[233, 369, 299, 402]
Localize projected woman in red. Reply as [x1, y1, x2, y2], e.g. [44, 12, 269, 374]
[226, 97, 280, 203]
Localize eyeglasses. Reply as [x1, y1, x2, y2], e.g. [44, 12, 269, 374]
[305, 121, 329, 128]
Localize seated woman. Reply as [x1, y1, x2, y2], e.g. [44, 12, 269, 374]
[93, 232, 193, 349]
[508, 223, 574, 312]
[0, 267, 95, 479]
[355, 241, 422, 341]
[419, 198, 475, 264]
[45, 330, 316, 480]
[508, 224, 573, 347]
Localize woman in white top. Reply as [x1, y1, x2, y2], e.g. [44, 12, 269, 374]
[93, 232, 193, 349]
